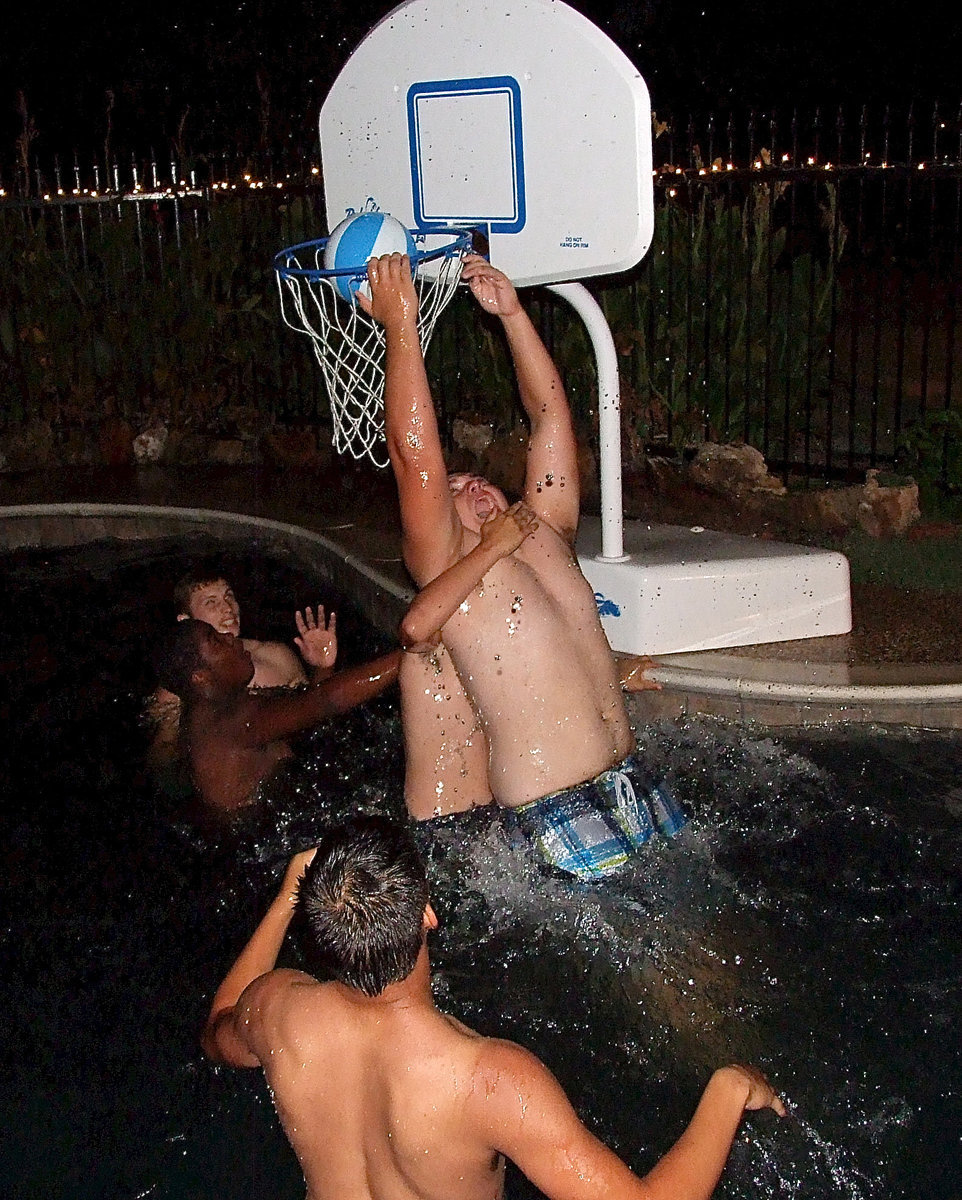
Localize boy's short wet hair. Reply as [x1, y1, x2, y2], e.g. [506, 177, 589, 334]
[155, 619, 208, 699]
[295, 816, 430, 997]
[172, 563, 233, 616]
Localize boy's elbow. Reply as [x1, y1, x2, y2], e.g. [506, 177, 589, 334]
[399, 614, 440, 654]
[200, 1021, 221, 1062]
[201, 1011, 260, 1069]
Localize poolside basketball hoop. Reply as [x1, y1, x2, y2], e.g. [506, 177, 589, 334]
[274, 227, 472, 468]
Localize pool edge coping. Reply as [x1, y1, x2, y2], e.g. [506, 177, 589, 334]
[4, 501, 962, 726]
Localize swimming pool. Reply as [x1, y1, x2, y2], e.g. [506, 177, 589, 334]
[1, 534, 958, 1198]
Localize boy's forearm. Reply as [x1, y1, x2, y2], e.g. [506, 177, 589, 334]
[499, 308, 568, 426]
[383, 324, 440, 467]
[312, 650, 400, 714]
[401, 540, 505, 647]
[201, 888, 295, 1060]
[640, 1069, 752, 1200]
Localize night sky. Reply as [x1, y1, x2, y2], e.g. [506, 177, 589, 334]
[2, 0, 960, 162]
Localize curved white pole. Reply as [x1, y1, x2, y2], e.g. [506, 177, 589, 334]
[546, 282, 627, 561]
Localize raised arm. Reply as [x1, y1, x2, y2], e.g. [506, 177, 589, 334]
[361, 253, 463, 584]
[461, 256, 581, 542]
[201, 848, 316, 1067]
[399, 503, 538, 652]
[237, 649, 400, 747]
[473, 1041, 784, 1200]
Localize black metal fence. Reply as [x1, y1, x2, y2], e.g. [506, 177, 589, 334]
[2, 103, 962, 489]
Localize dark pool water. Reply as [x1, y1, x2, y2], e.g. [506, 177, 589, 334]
[1, 536, 960, 1199]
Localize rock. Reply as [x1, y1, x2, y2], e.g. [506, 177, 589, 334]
[789, 484, 864, 535]
[59, 428, 101, 466]
[687, 442, 786, 496]
[857, 469, 920, 538]
[219, 404, 263, 439]
[261, 426, 321, 469]
[170, 432, 211, 464]
[208, 438, 255, 466]
[133, 422, 169, 463]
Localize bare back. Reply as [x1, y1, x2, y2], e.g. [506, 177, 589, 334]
[251, 979, 505, 1200]
[440, 524, 632, 807]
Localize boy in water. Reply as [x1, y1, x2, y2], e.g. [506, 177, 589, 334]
[363, 253, 672, 880]
[171, 569, 337, 688]
[155, 619, 398, 813]
[202, 815, 785, 1200]
[149, 568, 337, 760]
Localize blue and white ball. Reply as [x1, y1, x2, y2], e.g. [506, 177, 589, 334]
[323, 212, 417, 304]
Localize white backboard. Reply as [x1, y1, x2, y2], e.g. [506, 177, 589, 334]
[320, 0, 654, 287]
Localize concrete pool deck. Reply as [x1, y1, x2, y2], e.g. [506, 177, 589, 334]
[2, 463, 962, 730]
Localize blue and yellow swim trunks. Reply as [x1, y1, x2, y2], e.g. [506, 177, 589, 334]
[509, 753, 686, 882]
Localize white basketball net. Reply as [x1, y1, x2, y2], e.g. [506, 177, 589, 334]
[275, 237, 467, 469]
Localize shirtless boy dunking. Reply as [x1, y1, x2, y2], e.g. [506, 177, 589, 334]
[364, 253, 676, 879]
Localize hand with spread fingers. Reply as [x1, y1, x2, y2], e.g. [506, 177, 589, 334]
[295, 606, 338, 672]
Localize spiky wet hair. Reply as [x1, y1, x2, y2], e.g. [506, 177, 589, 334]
[295, 816, 430, 997]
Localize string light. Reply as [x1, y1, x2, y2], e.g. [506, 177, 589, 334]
[26, 131, 943, 208]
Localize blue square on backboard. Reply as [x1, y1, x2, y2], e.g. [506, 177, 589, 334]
[406, 76, 526, 234]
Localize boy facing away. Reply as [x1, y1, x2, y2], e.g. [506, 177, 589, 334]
[202, 815, 785, 1200]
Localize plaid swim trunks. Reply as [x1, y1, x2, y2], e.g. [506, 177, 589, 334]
[508, 752, 686, 882]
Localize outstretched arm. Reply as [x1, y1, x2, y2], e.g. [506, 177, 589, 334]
[474, 1042, 784, 1200]
[201, 849, 317, 1067]
[639, 1065, 786, 1199]
[399, 503, 538, 652]
[237, 650, 400, 747]
[462, 256, 581, 542]
[360, 253, 463, 584]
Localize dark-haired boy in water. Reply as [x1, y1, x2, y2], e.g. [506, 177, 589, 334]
[149, 570, 337, 761]
[202, 815, 785, 1200]
[156, 619, 399, 814]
